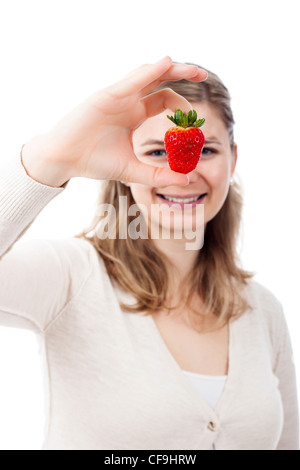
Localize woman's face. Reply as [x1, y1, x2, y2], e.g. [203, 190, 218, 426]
[128, 101, 237, 236]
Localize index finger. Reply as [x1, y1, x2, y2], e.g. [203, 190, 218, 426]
[115, 56, 174, 98]
[140, 64, 208, 97]
[115, 57, 207, 99]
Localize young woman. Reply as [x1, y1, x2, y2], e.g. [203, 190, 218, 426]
[0, 57, 298, 450]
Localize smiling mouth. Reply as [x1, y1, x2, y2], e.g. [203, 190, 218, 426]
[156, 194, 207, 203]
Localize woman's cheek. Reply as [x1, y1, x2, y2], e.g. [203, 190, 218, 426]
[129, 184, 154, 214]
[129, 185, 141, 201]
[209, 158, 230, 188]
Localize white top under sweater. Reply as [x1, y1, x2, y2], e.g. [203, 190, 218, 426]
[182, 372, 227, 410]
[0, 152, 299, 450]
[182, 372, 227, 451]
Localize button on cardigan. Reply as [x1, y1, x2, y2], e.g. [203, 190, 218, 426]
[0, 153, 299, 450]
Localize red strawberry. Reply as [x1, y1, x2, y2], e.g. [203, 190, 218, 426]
[164, 109, 205, 174]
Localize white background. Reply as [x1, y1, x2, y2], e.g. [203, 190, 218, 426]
[0, 0, 299, 450]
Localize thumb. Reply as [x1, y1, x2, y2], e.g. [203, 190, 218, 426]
[122, 158, 189, 187]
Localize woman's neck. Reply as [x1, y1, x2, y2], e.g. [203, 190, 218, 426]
[152, 237, 200, 290]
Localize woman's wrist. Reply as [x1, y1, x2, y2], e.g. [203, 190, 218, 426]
[21, 138, 71, 188]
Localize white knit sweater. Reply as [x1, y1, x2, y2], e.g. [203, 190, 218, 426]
[0, 152, 299, 450]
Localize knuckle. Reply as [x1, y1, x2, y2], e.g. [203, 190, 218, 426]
[152, 166, 164, 185]
[160, 87, 175, 95]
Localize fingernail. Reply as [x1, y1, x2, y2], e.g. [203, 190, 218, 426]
[183, 174, 190, 186]
[161, 55, 172, 63]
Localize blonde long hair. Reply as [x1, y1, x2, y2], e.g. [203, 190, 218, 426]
[75, 66, 254, 333]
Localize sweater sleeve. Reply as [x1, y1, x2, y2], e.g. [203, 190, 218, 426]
[274, 304, 299, 450]
[0, 151, 78, 333]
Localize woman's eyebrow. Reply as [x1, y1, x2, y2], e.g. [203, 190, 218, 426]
[205, 137, 222, 145]
[142, 139, 165, 146]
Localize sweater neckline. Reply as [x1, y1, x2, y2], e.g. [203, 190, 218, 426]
[147, 313, 239, 416]
[113, 283, 242, 417]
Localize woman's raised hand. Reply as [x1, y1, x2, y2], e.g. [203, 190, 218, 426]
[22, 57, 207, 188]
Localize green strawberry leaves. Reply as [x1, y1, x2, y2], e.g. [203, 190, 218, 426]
[195, 118, 205, 127]
[167, 109, 205, 128]
[188, 110, 197, 125]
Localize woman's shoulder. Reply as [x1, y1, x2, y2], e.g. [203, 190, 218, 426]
[29, 235, 94, 258]
[244, 278, 287, 338]
[22, 235, 106, 280]
[245, 278, 283, 311]
[45, 235, 104, 267]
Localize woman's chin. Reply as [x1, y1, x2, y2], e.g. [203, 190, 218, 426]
[148, 218, 205, 241]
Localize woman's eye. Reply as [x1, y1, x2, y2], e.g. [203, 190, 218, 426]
[147, 149, 167, 157]
[146, 148, 216, 158]
[201, 147, 216, 157]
